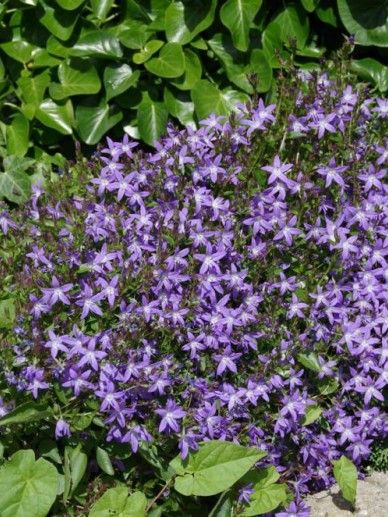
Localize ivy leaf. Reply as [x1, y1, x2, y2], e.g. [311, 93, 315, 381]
[56, 0, 85, 9]
[318, 377, 339, 395]
[39, 0, 79, 41]
[266, 4, 309, 49]
[220, 0, 262, 51]
[76, 101, 123, 145]
[333, 455, 357, 506]
[70, 31, 123, 59]
[301, 405, 322, 426]
[36, 99, 74, 135]
[119, 21, 151, 50]
[164, 87, 195, 127]
[6, 113, 29, 156]
[17, 70, 50, 111]
[172, 48, 202, 91]
[351, 58, 388, 92]
[337, 0, 388, 47]
[145, 42, 185, 78]
[0, 401, 50, 426]
[133, 40, 164, 64]
[165, 0, 217, 45]
[96, 447, 114, 476]
[243, 483, 288, 516]
[0, 450, 59, 517]
[300, 0, 319, 12]
[248, 49, 273, 92]
[49, 60, 101, 100]
[0, 169, 31, 204]
[191, 80, 248, 120]
[89, 487, 147, 517]
[297, 352, 321, 372]
[0, 40, 35, 63]
[137, 93, 168, 146]
[170, 440, 267, 497]
[104, 64, 140, 101]
[91, 0, 114, 20]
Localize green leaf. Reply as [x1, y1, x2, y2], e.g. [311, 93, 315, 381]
[0, 169, 31, 204]
[39, 440, 62, 464]
[300, 0, 319, 12]
[0, 402, 50, 426]
[0, 299, 16, 329]
[133, 40, 164, 64]
[0, 450, 59, 517]
[297, 352, 321, 372]
[39, 0, 79, 41]
[243, 483, 288, 516]
[137, 93, 168, 146]
[36, 99, 74, 135]
[76, 102, 123, 145]
[301, 405, 322, 426]
[119, 22, 151, 50]
[70, 31, 123, 59]
[209, 491, 234, 517]
[0, 40, 35, 63]
[318, 377, 339, 395]
[220, 0, 262, 51]
[170, 440, 267, 497]
[50, 60, 101, 100]
[6, 114, 29, 157]
[316, 2, 339, 27]
[89, 487, 147, 517]
[249, 49, 273, 92]
[333, 455, 357, 506]
[145, 42, 185, 78]
[31, 48, 62, 68]
[267, 4, 309, 49]
[17, 71, 50, 111]
[337, 0, 388, 47]
[351, 58, 388, 92]
[164, 87, 195, 127]
[240, 466, 280, 489]
[172, 48, 202, 90]
[56, 0, 85, 9]
[96, 447, 114, 476]
[67, 445, 87, 495]
[165, 0, 217, 45]
[91, 0, 114, 20]
[262, 24, 289, 68]
[104, 64, 140, 101]
[191, 80, 248, 120]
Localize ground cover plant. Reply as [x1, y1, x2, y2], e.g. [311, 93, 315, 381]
[0, 62, 387, 515]
[0, 0, 387, 161]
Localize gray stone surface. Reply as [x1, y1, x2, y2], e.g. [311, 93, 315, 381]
[305, 471, 387, 517]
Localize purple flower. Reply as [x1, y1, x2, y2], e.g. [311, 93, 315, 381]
[55, 418, 71, 439]
[156, 399, 186, 433]
[262, 155, 294, 188]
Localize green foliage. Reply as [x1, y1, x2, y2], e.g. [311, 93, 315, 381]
[241, 466, 288, 515]
[333, 455, 358, 506]
[369, 441, 388, 472]
[89, 487, 147, 517]
[0, 449, 59, 517]
[0, 0, 386, 158]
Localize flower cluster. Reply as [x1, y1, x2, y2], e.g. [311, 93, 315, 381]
[1, 72, 387, 507]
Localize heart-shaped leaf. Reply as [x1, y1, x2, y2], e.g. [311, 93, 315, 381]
[266, 4, 309, 49]
[220, 0, 262, 51]
[0, 169, 31, 204]
[191, 80, 248, 120]
[6, 113, 29, 156]
[164, 87, 195, 127]
[243, 483, 288, 516]
[137, 93, 168, 146]
[165, 0, 217, 44]
[89, 487, 147, 517]
[70, 31, 123, 59]
[56, 0, 85, 9]
[50, 60, 101, 100]
[91, 0, 114, 21]
[133, 40, 164, 64]
[104, 64, 140, 101]
[351, 58, 388, 92]
[0, 40, 35, 63]
[39, 0, 79, 41]
[36, 99, 74, 134]
[145, 42, 185, 78]
[172, 49, 202, 90]
[0, 401, 50, 426]
[337, 0, 388, 47]
[76, 101, 123, 145]
[0, 450, 59, 517]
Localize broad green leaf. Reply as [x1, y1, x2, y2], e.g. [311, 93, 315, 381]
[172, 48, 202, 90]
[76, 102, 123, 145]
[165, 0, 217, 44]
[191, 80, 248, 120]
[119, 23, 151, 49]
[0, 450, 59, 517]
[0, 170, 31, 204]
[208, 34, 253, 93]
[300, 0, 319, 12]
[145, 42, 185, 78]
[209, 491, 234, 517]
[240, 466, 280, 489]
[89, 487, 147, 517]
[262, 24, 289, 68]
[36, 99, 74, 134]
[243, 483, 288, 516]
[104, 64, 140, 101]
[351, 58, 388, 92]
[248, 49, 272, 92]
[316, 2, 339, 27]
[56, 0, 85, 9]
[164, 87, 195, 127]
[137, 93, 168, 145]
[39, 440, 62, 464]
[67, 445, 87, 494]
[96, 447, 114, 476]
[50, 60, 101, 100]
[46, 36, 71, 57]
[0, 299, 16, 329]
[39, 0, 79, 41]
[266, 4, 309, 49]
[6, 114, 29, 156]
[297, 352, 321, 372]
[170, 441, 267, 497]
[70, 31, 123, 59]
[301, 405, 322, 425]
[337, 0, 388, 47]
[124, 0, 151, 23]
[318, 377, 339, 395]
[30, 49, 61, 68]
[0, 40, 35, 63]
[220, 0, 262, 51]
[133, 40, 164, 64]
[333, 456, 357, 506]
[91, 0, 114, 20]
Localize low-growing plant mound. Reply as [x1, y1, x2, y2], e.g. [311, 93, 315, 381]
[0, 70, 387, 515]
